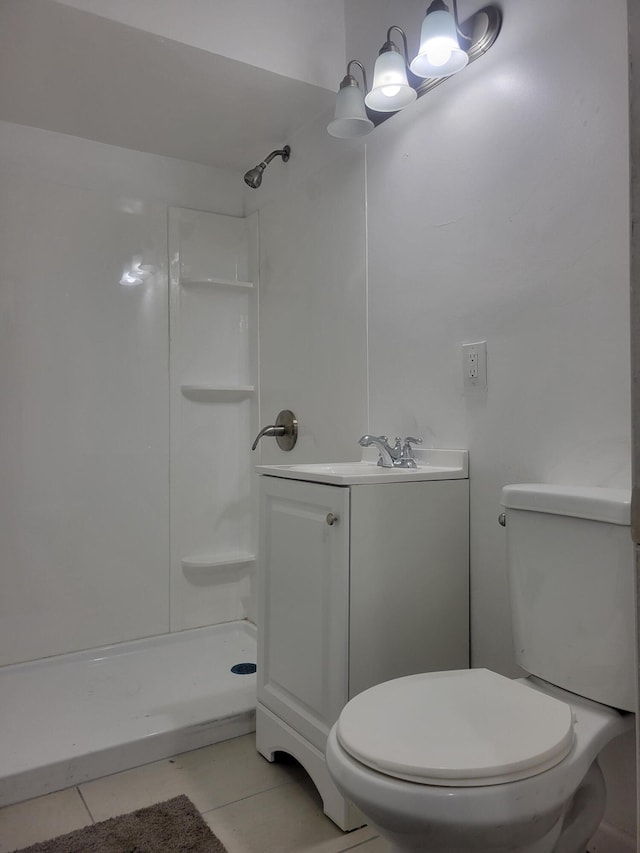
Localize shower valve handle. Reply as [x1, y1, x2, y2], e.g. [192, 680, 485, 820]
[251, 410, 298, 452]
[251, 424, 286, 450]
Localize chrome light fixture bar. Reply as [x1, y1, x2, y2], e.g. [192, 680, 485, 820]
[326, 3, 501, 138]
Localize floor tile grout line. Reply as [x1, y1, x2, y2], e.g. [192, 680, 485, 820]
[76, 786, 96, 824]
[341, 838, 381, 851]
[196, 777, 312, 818]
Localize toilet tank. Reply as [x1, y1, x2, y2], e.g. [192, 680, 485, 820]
[500, 484, 635, 712]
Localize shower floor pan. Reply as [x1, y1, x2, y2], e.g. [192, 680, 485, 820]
[0, 620, 257, 807]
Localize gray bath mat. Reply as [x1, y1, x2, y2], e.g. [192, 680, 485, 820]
[13, 794, 228, 853]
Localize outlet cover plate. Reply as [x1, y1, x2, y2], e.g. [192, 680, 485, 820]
[463, 341, 487, 391]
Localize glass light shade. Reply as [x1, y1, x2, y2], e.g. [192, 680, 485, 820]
[409, 8, 469, 78]
[327, 83, 374, 138]
[365, 50, 416, 112]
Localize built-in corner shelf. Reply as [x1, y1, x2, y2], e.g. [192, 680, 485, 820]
[181, 554, 256, 574]
[180, 277, 254, 289]
[180, 384, 254, 401]
[168, 208, 258, 632]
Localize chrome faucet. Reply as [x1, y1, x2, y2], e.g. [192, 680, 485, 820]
[358, 435, 422, 468]
[359, 434, 396, 467]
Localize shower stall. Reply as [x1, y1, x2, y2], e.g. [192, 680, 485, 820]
[0, 171, 259, 805]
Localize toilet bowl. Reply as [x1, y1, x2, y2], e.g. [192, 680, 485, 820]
[325, 484, 636, 852]
[326, 671, 632, 852]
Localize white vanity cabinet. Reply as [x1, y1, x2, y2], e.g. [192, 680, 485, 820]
[255, 457, 469, 830]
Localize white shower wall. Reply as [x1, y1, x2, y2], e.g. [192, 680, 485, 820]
[0, 121, 247, 666]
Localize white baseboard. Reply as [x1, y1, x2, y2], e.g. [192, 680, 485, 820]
[587, 822, 637, 853]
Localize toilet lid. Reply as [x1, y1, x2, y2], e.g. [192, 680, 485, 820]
[337, 669, 575, 787]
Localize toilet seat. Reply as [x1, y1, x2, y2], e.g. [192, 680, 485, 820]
[336, 669, 575, 787]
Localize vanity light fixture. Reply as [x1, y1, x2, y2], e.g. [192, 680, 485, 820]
[365, 26, 416, 113]
[326, 4, 501, 138]
[327, 60, 374, 139]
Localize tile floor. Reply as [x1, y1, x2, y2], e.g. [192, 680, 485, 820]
[0, 733, 387, 853]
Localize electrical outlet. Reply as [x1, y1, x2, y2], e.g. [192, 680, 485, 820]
[468, 350, 479, 379]
[463, 341, 487, 390]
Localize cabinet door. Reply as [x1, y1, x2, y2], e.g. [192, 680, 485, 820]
[258, 476, 350, 751]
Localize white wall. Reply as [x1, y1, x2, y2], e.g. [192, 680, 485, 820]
[52, 0, 346, 91]
[0, 121, 243, 664]
[248, 113, 369, 465]
[361, 0, 631, 671]
[627, 0, 640, 845]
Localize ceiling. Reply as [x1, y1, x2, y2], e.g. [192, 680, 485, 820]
[0, 0, 336, 174]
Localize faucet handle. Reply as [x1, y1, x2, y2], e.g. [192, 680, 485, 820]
[401, 436, 422, 459]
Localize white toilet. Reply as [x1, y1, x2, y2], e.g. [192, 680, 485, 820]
[325, 484, 636, 853]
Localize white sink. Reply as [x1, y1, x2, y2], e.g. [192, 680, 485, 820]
[256, 449, 468, 485]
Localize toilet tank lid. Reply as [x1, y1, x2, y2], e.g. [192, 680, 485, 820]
[500, 484, 631, 525]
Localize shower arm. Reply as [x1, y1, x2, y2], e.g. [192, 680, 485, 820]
[260, 146, 290, 168]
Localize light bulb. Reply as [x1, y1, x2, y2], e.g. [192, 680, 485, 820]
[425, 38, 453, 67]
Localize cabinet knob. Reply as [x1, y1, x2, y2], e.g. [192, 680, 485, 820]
[326, 512, 339, 526]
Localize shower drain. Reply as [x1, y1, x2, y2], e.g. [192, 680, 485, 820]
[230, 662, 257, 675]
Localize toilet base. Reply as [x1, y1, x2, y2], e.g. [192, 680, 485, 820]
[370, 815, 564, 853]
[384, 820, 562, 853]
[380, 761, 605, 852]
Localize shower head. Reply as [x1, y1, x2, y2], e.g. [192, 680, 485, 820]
[244, 145, 290, 189]
[243, 164, 265, 189]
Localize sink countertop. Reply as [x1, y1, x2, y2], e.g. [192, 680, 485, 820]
[256, 448, 468, 485]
